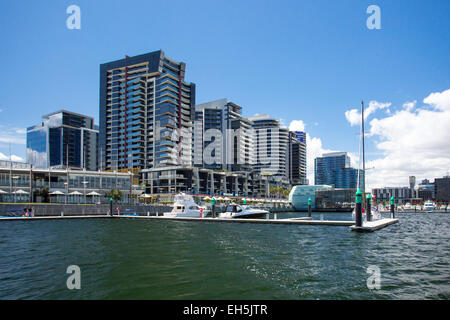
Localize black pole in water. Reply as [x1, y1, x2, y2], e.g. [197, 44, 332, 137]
[366, 194, 372, 222]
[390, 196, 395, 219]
[308, 197, 312, 217]
[355, 189, 362, 227]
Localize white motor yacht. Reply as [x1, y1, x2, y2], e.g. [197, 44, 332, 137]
[219, 203, 269, 219]
[164, 193, 203, 218]
[423, 200, 436, 212]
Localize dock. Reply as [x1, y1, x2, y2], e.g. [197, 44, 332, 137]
[0, 214, 399, 232]
[350, 218, 399, 232]
[115, 215, 360, 227]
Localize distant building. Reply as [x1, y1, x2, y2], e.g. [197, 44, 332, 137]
[418, 179, 435, 200]
[26, 110, 98, 171]
[372, 187, 411, 204]
[314, 152, 363, 189]
[435, 176, 450, 202]
[409, 176, 416, 190]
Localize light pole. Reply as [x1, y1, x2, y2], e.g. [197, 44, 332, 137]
[82, 180, 89, 204]
[12, 175, 19, 203]
[64, 182, 68, 204]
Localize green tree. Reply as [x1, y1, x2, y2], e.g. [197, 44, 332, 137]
[107, 188, 122, 202]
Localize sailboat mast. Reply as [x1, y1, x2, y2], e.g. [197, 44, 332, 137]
[361, 100, 366, 200]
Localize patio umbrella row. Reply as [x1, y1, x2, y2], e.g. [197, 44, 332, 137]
[48, 191, 101, 196]
[0, 189, 28, 194]
[202, 195, 289, 203]
[0, 190, 102, 196]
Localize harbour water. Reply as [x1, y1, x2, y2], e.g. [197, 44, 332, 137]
[0, 212, 448, 299]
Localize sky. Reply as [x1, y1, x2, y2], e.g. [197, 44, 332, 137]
[0, 0, 449, 189]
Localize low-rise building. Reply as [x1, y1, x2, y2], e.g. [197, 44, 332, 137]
[0, 160, 132, 204]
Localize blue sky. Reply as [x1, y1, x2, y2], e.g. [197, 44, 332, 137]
[0, 0, 449, 186]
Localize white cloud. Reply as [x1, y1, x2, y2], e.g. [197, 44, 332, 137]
[0, 125, 26, 145]
[402, 100, 416, 112]
[289, 120, 305, 132]
[351, 89, 450, 190]
[0, 152, 24, 162]
[345, 101, 391, 127]
[423, 88, 450, 111]
[306, 134, 336, 184]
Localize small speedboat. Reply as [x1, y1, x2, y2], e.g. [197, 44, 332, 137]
[164, 193, 203, 218]
[218, 203, 269, 219]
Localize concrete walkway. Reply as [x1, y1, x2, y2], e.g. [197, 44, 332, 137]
[350, 218, 399, 232]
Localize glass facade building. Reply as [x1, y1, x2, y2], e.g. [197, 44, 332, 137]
[26, 111, 98, 171]
[287, 131, 307, 185]
[289, 185, 332, 210]
[99, 50, 196, 172]
[314, 152, 363, 189]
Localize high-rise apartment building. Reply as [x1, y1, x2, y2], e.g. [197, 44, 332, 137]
[248, 115, 289, 179]
[26, 110, 98, 171]
[194, 98, 253, 172]
[288, 131, 307, 185]
[314, 152, 363, 189]
[99, 50, 196, 172]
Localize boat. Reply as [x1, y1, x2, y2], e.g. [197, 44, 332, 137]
[164, 193, 203, 218]
[218, 203, 269, 219]
[423, 200, 436, 212]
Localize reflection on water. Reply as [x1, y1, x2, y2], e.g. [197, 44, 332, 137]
[0, 212, 448, 299]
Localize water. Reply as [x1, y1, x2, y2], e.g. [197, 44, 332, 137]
[0, 212, 449, 299]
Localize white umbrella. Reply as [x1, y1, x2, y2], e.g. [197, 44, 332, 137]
[50, 190, 65, 195]
[0, 190, 7, 194]
[139, 194, 152, 198]
[87, 191, 101, 196]
[69, 191, 83, 195]
[13, 190, 28, 194]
